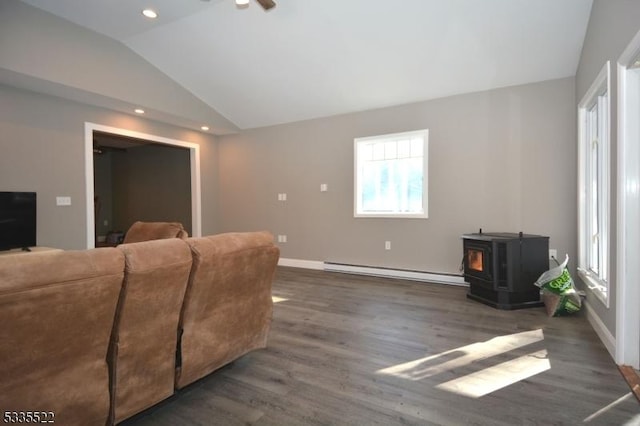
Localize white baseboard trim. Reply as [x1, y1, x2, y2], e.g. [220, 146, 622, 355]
[277, 258, 467, 286]
[324, 262, 467, 286]
[583, 300, 616, 360]
[278, 258, 324, 270]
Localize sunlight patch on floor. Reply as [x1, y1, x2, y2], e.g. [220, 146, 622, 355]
[376, 329, 545, 380]
[272, 296, 289, 303]
[435, 349, 550, 398]
[583, 392, 636, 423]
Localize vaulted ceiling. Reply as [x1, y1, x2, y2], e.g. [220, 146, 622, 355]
[17, 0, 593, 130]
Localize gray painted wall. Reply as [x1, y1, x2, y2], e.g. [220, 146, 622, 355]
[111, 144, 192, 235]
[0, 83, 219, 250]
[94, 151, 113, 238]
[575, 0, 640, 337]
[218, 77, 576, 275]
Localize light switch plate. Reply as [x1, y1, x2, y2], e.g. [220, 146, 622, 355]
[56, 196, 71, 206]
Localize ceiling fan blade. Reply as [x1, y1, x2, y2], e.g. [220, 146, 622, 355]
[256, 0, 276, 10]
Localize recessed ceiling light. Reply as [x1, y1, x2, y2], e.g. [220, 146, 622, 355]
[236, 0, 250, 6]
[142, 9, 158, 19]
[134, 108, 145, 114]
[201, 126, 210, 131]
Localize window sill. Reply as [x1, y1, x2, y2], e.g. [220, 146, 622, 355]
[354, 213, 428, 219]
[577, 268, 609, 308]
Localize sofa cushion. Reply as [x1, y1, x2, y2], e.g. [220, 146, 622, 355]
[122, 221, 187, 244]
[111, 238, 192, 423]
[0, 248, 124, 426]
[176, 231, 280, 389]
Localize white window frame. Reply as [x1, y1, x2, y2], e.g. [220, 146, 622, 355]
[577, 61, 610, 307]
[354, 129, 428, 219]
[615, 29, 640, 369]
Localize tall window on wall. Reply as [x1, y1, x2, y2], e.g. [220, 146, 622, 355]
[354, 129, 428, 218]
[578, 61, 610, 307]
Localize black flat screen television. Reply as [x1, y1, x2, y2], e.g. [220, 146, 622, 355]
[0, 192, 37, 251]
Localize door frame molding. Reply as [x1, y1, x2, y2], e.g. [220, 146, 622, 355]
[84, 122, 202, 248]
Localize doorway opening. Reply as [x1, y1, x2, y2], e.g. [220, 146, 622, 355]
[84, 123, 201, 249]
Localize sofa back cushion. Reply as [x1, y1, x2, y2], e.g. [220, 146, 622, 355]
[0, 248, 124, 426]
[111, 238, 192, 423]
[122, 221, 188, 244]
[176, 231, 279, 389]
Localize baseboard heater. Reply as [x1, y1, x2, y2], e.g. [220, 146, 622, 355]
[323, 262, 467, 287]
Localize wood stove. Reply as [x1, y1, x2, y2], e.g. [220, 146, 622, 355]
[462, 231, 549, 310]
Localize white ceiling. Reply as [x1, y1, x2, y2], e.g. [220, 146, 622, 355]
[20, 0, 593, 130]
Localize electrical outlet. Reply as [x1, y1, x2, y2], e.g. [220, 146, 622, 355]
[549, 249, 557, 259]
[385, 241, 391, 250]
[320, 183, 328, 192]
[278, 235, 287, 243]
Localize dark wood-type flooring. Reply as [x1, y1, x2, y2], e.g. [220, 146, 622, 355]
[123, 267, 639, 425]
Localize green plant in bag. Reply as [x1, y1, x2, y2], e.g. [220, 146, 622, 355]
[534, 255, 582, 316]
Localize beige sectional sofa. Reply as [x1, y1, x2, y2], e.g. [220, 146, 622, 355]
[0, 231, 280, 426]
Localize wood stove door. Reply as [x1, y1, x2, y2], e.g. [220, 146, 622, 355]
[463, 241, 493, 283]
